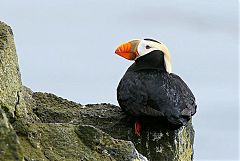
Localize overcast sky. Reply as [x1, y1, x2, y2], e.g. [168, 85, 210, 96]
[0, 0, 238, 160]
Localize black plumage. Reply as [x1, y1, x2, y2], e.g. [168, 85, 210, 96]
[117, 50, 196, 128]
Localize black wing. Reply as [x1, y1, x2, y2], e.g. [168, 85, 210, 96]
[170, 73, 197, 117]
[117, 71, 164, 117]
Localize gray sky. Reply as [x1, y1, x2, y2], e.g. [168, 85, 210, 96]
[0, 0, 238, 160]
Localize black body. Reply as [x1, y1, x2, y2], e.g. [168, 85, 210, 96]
[117, 50, 197, 128]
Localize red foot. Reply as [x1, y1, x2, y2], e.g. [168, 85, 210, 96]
[134, 121, 141, 136]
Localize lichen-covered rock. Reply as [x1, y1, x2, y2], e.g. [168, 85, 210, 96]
[76, 125, 147, 161]
[132, 121, 194, 161]
[13, 91, 147, 161]
[15, 122, 147, 161]
[0, 108, 23, 161]
[0, 21, 22, 120]
[14, 86, 40, 124]
[31, 92, 194, 161]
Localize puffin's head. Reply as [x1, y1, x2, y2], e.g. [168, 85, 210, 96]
[115, 38, 172, 73]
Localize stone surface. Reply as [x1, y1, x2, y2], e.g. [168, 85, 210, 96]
[0, 108, 23, 161]
[17, 123, 147, 161]
[30, 92, 194, 161]
[0, 21, 194, 161]
[12, 90, 147, 161]
[0, 21, 22, 120]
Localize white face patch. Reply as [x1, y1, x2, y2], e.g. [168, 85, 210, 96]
[136, 39, 172, 73]
[136, 40, 158, 58]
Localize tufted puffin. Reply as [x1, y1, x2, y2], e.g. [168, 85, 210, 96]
[115, 38, 197, 136]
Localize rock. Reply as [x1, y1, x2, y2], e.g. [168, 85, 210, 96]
[0, 21, 22, 120]
[31, 92, 194, 161]
[0, 21, 194, 161]
[17, 122, 146, 161]
[0, 108, 23, 161]
[13, 91, 147, 161]
[76, 125, 148, 161]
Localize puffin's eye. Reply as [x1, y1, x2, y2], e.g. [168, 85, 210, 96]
[146, 45, 151, 49]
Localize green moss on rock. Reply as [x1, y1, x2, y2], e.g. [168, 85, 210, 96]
[29, 92, 194, 161]
[0, 108, 23, 161]
[16, 123, 146, 161]
[76, 125, 147, 161]
[0, 21, 22, 118]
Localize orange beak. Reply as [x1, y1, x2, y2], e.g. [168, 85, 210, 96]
[115, 40, 140, 60]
